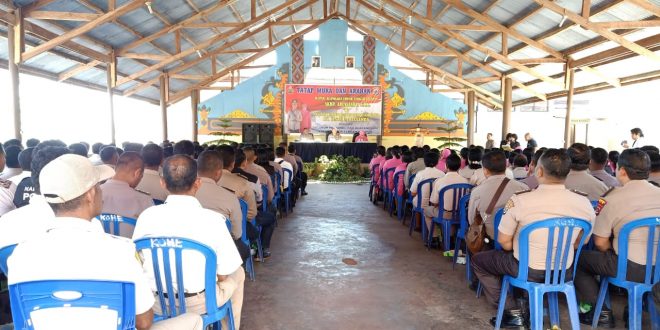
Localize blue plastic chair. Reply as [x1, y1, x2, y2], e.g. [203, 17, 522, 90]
[134, 237, 235, 329]
[408, 178, 436, 241]
[592, 217, 660, 330]
[97, 213, 137, 237]
[494, 218, 592, 330]
[391, 171, 405, 219]
[153, 199, 165, 205]
[296, 160, 304, 198]
[403, 173, 416, 223]
[430, 184, 473, 250]
[10, 280, 136, 330]
[282, 168, 293, 216]
[453, 194, 471, 273]
[382, 167, 395, 210]
[476, 207, 505, 299]
[261, 184, 269, 212]
[0, 244, 16, 275]
[238, 199, 257, 281]
[369, 164, 379, 202]
[272, 172, 281, 221]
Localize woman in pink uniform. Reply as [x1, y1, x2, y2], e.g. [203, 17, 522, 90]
[355, 131, 368, 142]
[382, 146, 403, 191]
[436, 148, 452, 173]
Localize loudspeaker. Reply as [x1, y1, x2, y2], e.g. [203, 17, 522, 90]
[242, 124, 259, 144]
[259, 124, 274, 146]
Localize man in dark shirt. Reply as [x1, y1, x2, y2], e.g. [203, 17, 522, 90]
[524, 133, 538, 150]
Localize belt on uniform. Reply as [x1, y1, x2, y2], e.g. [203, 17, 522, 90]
[160, 290, 205, 298]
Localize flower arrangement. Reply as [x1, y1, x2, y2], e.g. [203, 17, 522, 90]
[306, 155, 369, 183]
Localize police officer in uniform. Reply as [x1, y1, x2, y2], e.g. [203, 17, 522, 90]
[565, 143, 608, 200]
[575, 149, 660, 327]
[136, 143, 169, 202]
[472, 149, 595, 328]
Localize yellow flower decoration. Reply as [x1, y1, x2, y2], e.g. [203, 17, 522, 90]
[410, 112, 444, 120]
[262, 92, 275, 107]
[223, 110, 255, 118]
[391, 92, 404, 108]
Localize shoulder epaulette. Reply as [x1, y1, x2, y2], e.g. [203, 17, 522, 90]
[135, 189, 151, 196]
[236, 173, 248, 181]
[601, 186, 615, 197]
[0, 178, 11, 189]
[650, 181, 660, 188]
[514, 189, 531, 195]
[570, 189, 588, 197]
[222, 186, 236, 194]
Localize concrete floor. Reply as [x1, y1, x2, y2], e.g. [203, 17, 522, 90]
[241, 183, 630, 330]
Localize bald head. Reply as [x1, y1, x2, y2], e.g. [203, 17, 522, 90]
[114, 151, 145, 188]
[162, 155, 199, 195]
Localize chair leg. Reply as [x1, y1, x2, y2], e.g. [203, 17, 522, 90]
[565, 286, 582, 330]
[466, 252, 472, 283]
[408, 210, 416, 236]
[476, 281, 483, 298]
[629, 286, 643, 330]
[547, 291, 559, 328]
[529, 289, 544, 330]
[592, 278, 610, 329]
[425, 219, 433, 247]
[452, 236, 461, 270]
[495, 278, 510, 330]
[256, 227, 264, 263]
[442, 221, 451, 251]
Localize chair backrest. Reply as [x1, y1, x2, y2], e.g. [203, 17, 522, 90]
[261, 184, 268, 212]
[383, 167, 396, 191]
[408, 174, 416, 191]
[134, 237, 219, 320]
[0, 244, 17, 275]
[515, 218, 592, 285]
[238, 199, 249, 244]
[393, 171, 405, 197]
[437, 184, 473, 221]
[97, 213, 137, 236]
[370, 164, 379, 183]
[493, 208, 505, 250]
[458, 194, 471, 234]
[613, 217, 660, 285]
[9, 279, 135, 330]
[153, 199, 165, 205]
[415, 178, 437, 209]
[282, 168, 293, 191]
[274, 172, 282, 196]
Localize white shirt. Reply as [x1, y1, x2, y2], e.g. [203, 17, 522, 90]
[0, 194, 104, 249]
[512, 167, 528, 180]
[89, 154, 103, 166]
[9, 171, 30, 186]
[632, 137, 646, 148]
[429, 172, 469, 208]
[0, 167, 22, 180]
[410, 167, 445, 207]
[274, 157, 293, 189]
[133, 195, 242, 293]
[136, 168, 169, 202]
[0, 179, 17, 217]
[8, 217, 155, 329]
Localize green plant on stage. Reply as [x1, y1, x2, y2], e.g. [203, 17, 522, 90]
[206, 118, 239, 145]
[434, 122, 467, 150]
[312, 155, 366, 182]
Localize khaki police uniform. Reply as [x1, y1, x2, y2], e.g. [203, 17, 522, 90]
[519, 174, 539, 190]
[424, 172, 468, 237]
[472, 184, 595, 308]
[410, 167, 444, 208]
[245, 163, 274, 202]
[467, 174, 529, 238]
[9, 217, 202, 330]
[274, 158, 293, 189]
[650, 173, 660, 186]
[575, 179, 660, 305]
[458, 166, 476, 180]
[196, 177, 243, 239]
[133, 195, 244, 330]
[100, 179, 154, 237]
[565, 169, 608, 201]
[136, 168, 169, 202]
[404, 158, 425, 189]
[218, 170, 257, 220]
[283, 154, 298, 174]
[590, 169, 620, 188]
[469, 168, 487, 186]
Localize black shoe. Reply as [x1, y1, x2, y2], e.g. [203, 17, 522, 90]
[263, 250, 271, 259]
[301, 191, 308, 196]
[578, 308, 615, 328]
[488, 309, 528, 329]
[468, 280, 479, 292]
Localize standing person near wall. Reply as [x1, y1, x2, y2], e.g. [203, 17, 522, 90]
[485, 133, 495, 150]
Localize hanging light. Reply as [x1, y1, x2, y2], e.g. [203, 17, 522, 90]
[196, 50, 203, 58]
[559, 15, 567, 28]
[145, 1, 154, 14]
[483, 54, 489, 62]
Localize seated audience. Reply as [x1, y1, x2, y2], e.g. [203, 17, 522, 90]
[382, 146, 403, 191]
[100, 146, 119, 168]
[589, 147, 620, 188]
[274, 147, 294, 191]
[25, 138, 39, 148]
[173, 140, 195, 157]
[136, 143, 169, 202]
[243, 147, 274, 203]
[288, 145, 307, 196]
[459, 148, 483, 180]
[404, 148, 425, 189]
[511, 154, 528, 180]
[354, 131, 368, 142]
[519, 149, 545, 190]
[575, 149, 660, 326]
[233, 149, 263, 206]
[410, 152, 444, 212]
[394, 151, 412, 197]
[472, 149, 595, 328]
[0, 145, 16, 217]
[425, 154, 468, 244]
[647, 150, 660, 186]
[11, 148, 35, 208]
[565, 143, 608, 201]
[89, 142, 104, 165]
[607, 150, 619, 175]
[436, 148, 451, 172]
[218, 146, 257, 220]
[0, 145, 22, 180]
[68, 143, 89, 157]
[133, 154, 243, 329]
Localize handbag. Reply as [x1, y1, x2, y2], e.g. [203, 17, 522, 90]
[466, 178, 510, 254]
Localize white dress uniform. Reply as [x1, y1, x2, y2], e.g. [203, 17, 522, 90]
[136, 168, 169, 202]
[8, 171, 30, 186]
[274, 157, 293, 189]
[410, 167, 445, 208]
[0, 167, 22, 180]
[133, 195, 245, 329]
[0, 178, 16, 217]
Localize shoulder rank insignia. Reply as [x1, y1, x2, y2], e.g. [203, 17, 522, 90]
[570, 189, 588, 197]
[595, 198, 607, 216]
[651, 181, 660, 188]
[514, 189, 531, 195]
[503, 198, 515, 214]
[222, 186, 236, 194]
[601, 187, 615, 198]
[0, 179, 11, 189]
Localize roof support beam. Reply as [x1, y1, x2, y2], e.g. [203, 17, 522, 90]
[21, 0, 145, 62]
[27, 11, 102, 21]
[592, 20, 660, 29]
[532, 0, 660, 62]
[581, 0, 591, 18]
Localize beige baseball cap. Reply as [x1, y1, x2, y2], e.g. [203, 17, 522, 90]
[40, 154, 115, 204]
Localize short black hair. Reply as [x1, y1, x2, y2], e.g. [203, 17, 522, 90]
[567, 143, 591, 171]
[647, 151, 660, 172]
[92, 142, 104, 154]
[68, 143, 88, 157]
[522, 147, 535, 164]
[641, 145, 659, 154]
[414, 147, 425, 160]
[618, 149, 650, 180]
[590, 147, 609, 165]
[26, 138, 40, 148]
[459, 147, 469, 160]
[275, 146, 286, 157]
[539, 148, 571, 180]
[423, 151, 439, 167]
[446, 154, 461, 172]
[173, 140, 195, 157]
[49, 192, 87, 214]
[18, 148, 34, 171]
[468, 148, 483, 169]
[377, 146, 386, 156]
[115, 151, 144, 172]
[5, 146, 21, 168]
[531, 149, 545, 166]
[513, 154, 528, 168]
[141, 143, 164, 167]
[197, 150, 223, 174]
[217, 145, 236, 168]
[163, 146, 174, 159]
[482, 150, 507, 174]
[402, 151, 414, 163]
[287, 144, 296, 154]
[234, 149, 247, 167]
[100, 146, 118, 162]
[4, 139, 22, 149]
[631, 127, 644, 138]
[162, 155, 198, 194]
[608, 151, 619, 166]
[124, 143, 144, 153]
[31, 146, 70, 193]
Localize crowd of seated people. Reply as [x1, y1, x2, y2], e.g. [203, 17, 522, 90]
[370, 134, 660, 329]
[0, 138, 309, 329]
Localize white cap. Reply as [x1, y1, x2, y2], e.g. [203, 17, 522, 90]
[40, 154, 115, 204]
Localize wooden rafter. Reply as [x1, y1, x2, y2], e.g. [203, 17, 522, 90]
[21, 0, 145, 62]
[533, 0, 660, 62]
[27, 11, 102, 21]
[592, 20, 660, 29]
